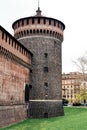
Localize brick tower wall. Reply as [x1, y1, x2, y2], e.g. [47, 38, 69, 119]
[19, 36, 63, 117]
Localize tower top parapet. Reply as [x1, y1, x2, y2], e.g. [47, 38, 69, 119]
[12, 1, 65, 40]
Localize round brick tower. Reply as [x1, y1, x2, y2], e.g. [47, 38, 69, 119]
[12, 7, 65, 118]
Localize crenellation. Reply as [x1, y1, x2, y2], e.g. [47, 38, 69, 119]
[14, 27, 63, 41]
[13, 16, 64, 41]
[0, 27, 32, 65]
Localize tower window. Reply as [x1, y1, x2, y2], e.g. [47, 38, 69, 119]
[38, 18, 40, 24]
[30, 69, 32, 73]
[22, 20, 24, 26]
[18, 21, 20, 27]
[49, 19, 51, 25]
[27, 19, 29, 24]
[44, 53, 48, 58]
[9, 37, 10, 44]
[5, 34, 7, 42]
[44, 113, 48, 118]
[44, 19, 46, 24]
[58, 22, 59, 27]
[32, 18, 34, 24]
[44, 67, 48, 72]
[44, 82, 48, 87]
[54, 20, 56, 26]
[25, 84, 29, 102]
[2, 32, 4, 39]
[29, 84, 32, 89]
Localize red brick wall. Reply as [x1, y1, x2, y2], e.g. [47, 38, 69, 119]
[0, 104, 28, 128]
[0, 55, 29, 105]
[0, 26, 31, 128]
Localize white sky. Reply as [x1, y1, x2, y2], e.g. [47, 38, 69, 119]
[0, 0, 87, 73]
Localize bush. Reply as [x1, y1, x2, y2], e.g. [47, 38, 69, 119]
[73, 102, 81, 106]
[62, 98, 69, 106]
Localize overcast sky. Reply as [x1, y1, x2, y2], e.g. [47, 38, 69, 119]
[0, 0, 87, 73]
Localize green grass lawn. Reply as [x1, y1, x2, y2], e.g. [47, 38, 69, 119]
[1, 107, 87, 130]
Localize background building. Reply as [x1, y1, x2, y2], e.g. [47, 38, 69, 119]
[62, 72, 87, 103]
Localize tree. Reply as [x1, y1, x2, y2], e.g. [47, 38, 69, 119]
[75, 93, 81, 103]
[80, 84, 87, 103]
[73, 55, 87, 103]
[73, 56, 87, 75]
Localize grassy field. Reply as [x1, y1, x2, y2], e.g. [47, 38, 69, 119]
[1, 107, 87, 130]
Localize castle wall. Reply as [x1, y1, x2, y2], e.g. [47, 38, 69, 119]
[0, 104, 28, 128]
[0, 26, 32, 128]
[0, 54, 29, 105]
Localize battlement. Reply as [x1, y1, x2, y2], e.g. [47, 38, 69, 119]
[0, 26, 33, 66]
[12, 16, 65, 41]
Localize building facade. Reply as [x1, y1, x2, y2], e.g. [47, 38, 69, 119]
[0, 6, 65, 127]
[62, 72, 87, 103]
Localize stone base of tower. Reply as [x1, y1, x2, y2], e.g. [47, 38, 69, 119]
[29, 100, 64, 118]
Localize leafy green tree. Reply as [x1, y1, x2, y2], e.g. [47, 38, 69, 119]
[80, 87, 87, 103]
[74, 55, 87, 103]
[75, 93, 81, 103]
[75, 87, 87, 103]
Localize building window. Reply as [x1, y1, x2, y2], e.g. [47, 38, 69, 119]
[30, 30, 32, 34]
[63, 95, 66, 98]
[67, 95, 69, 98]
[44, 53, 48, 58]
[44, 67, 48, 72]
